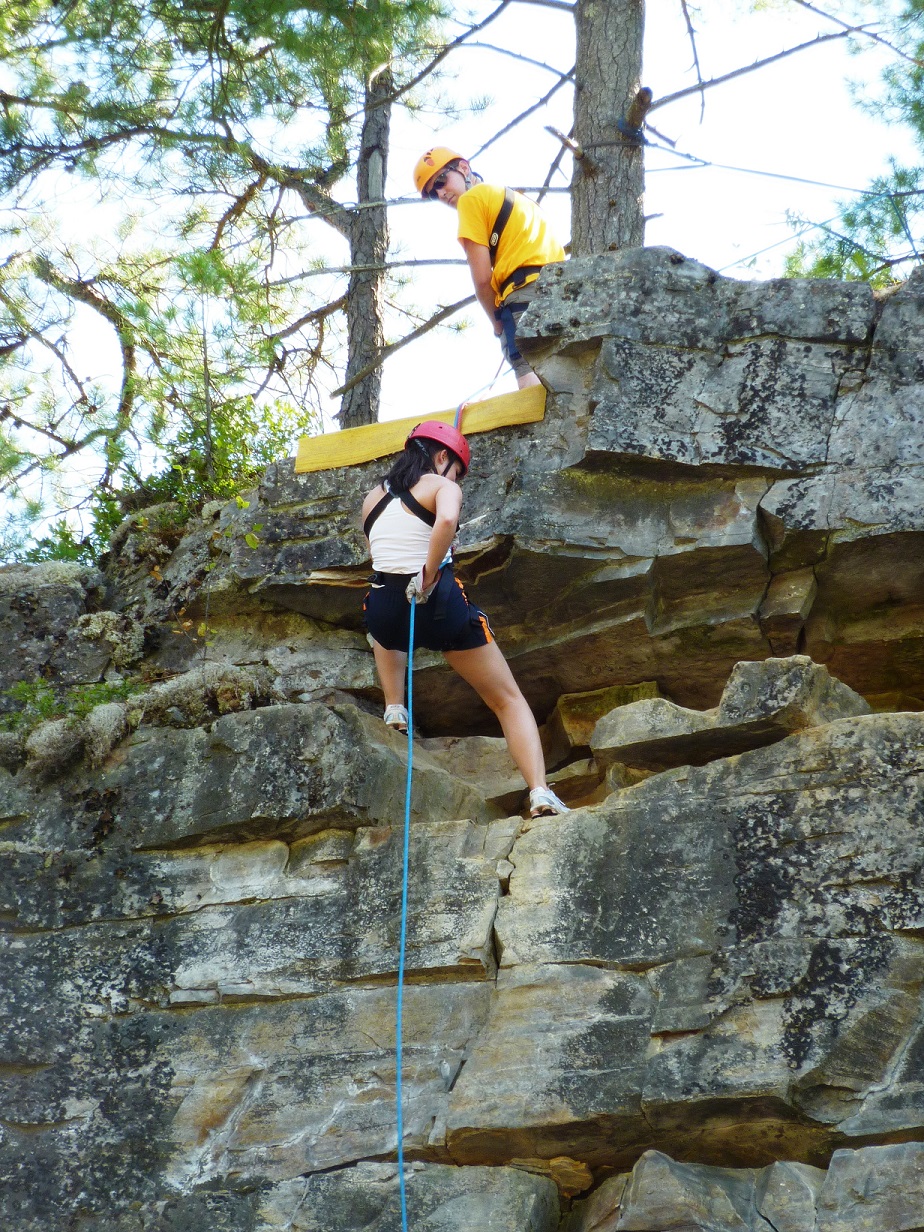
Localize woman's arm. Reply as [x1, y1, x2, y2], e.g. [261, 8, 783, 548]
[422, 479, 463, 585]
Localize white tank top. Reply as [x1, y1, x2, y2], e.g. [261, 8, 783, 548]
[369, 495, 434, 573]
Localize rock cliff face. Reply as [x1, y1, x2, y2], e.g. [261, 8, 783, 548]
[2, 250, 924, 1230]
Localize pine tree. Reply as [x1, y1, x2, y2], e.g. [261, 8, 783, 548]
[0, 0, 445, 554]
[785, 2, 924, 285]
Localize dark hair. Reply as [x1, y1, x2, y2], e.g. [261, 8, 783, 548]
[382, 438, 462, 491]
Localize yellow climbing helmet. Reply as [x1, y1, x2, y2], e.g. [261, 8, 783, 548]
[413, 146, 463, 197]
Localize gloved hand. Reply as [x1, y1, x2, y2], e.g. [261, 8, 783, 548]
[406, 566, 438, 605]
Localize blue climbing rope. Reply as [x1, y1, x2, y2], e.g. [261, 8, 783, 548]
[395, 595, 415, 1232]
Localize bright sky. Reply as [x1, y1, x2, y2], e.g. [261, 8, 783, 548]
[373, 0, 918, 425]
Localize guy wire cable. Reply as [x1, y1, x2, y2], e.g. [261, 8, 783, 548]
[395, 595, 416, 1232]
[454, 359, 507, 429]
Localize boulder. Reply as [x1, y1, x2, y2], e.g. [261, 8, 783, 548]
[564, 1152, 826, 1232]
[254, 1161, 560, 1232]
[590, 655, 870, 770]
[0, 561, 110, 694]
[541, 681, 661, 766]
[816, 1142, 924, 1232]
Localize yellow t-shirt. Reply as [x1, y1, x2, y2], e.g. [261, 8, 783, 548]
[456, 183, 565, 307]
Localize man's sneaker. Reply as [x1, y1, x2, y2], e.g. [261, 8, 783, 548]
[529, 786, 570, 817]
[384, 704, 409, 733]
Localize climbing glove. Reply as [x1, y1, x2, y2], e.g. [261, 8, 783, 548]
[406, 567, 438, 605]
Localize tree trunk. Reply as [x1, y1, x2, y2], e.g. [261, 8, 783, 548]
[570, 0, 646, 257]
[339, 67, 392, 428]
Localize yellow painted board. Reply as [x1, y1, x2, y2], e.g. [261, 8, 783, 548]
[295, 383, 546, 474]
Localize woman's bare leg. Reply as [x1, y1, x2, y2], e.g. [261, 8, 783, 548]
[443, 641, 547, 790]
[372, 639, 408, 708]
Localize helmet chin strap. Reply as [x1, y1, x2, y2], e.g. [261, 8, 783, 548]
[412, 438, 434, 466]
[412, 436, 456, 476]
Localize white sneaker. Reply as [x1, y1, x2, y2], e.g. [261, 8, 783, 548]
[383, 704, 409, 733]
[529, 786, 569, 817]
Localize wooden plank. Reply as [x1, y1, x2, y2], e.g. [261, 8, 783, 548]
[294, 384, 546, 474]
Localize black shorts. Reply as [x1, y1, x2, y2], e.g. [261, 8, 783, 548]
[363, 567, 494, 653]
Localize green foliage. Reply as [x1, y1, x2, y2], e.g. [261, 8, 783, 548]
[21, 490, 124, 564]
[786, 7, 924, 285]
[0, 677, 143, 734]
[785, 166, 924, 288]
[0, 0, 447, 561]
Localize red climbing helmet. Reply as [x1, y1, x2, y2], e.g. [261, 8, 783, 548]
[406, 420, 470, 476]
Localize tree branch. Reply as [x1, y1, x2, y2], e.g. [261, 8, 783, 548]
[353, 1, 513, 119]
[271, 258, 467, 287]
[0, 89, 356, 240]
[790, 0, 924, 68]
[268, 294, 347, 342]
[649, 31, 852, 112]
[472, 66, 576, 160]
[462, 42, 576, 77]
[678, 0, 706, 122]
[32, 257, 137, 436]
[537, 136, 570, 205]
[329, 294, 476, 399]
[211, 173, 267, 249]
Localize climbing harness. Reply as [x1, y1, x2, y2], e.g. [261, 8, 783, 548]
[497, 265, 543, 298]
[488, 188, 543, 301]
[363, 483, 436, 540]
[488, 188, 515, 266]
[395, 596, 416, 1232]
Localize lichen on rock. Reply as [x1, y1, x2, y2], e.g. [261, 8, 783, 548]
[4, 252, 924, 1231]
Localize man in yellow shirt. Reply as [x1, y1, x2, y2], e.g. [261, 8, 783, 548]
[414, 146, 565, 388]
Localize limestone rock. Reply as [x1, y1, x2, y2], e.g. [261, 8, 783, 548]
[81, 700, 132, 768]
[0, 701, 501, 932]
[0, 728, 23, 770]
[139, 661, 279, 727]
[456, 713, 924, 1166]
[757, 1160, 826, 1232]
[565, 1152, 826, 1232]
[417, 733, 524, 813]
[97, 1161, 558, 1232]
[591, 695, 717, 770]
[758, 568, 818, 656]
[614, 1149, 760, 1230]
[0, 561, 110, 695]
[255, 1161, 560, 1232]
[561, 1173, 627, 1232]
[562, 1146, 924, 1232]
[23, 716, 83, 775]
[546, 755, 608, 807]
[446, 962, 654, 1167]
[816, 1142, 924, 1232]
[542, 681, 661, 766]
[590, 655, 870, 770]
[6, 253, 924, 1228]
[154, 817, 505, 1001]
[0, 984, 495, 1225]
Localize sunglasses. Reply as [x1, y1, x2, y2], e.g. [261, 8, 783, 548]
[426, 170, 453, 199]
